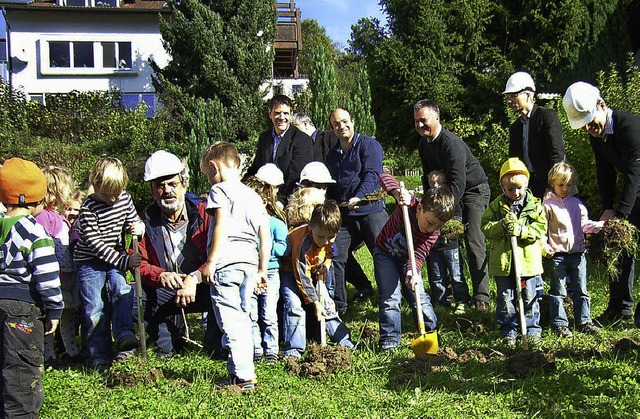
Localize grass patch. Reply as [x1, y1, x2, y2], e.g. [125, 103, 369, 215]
[41, 247, 640, 418]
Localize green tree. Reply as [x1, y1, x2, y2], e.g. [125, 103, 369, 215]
[308, 46, 338, 131]
[346, 62, 377, 137]
[299, 19, 339, 76]
[151, 0, 276, 143]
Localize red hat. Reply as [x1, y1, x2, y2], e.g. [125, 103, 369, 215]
[0, 158, 47, 205]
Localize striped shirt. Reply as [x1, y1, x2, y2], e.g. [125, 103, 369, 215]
[0, 215, 63, 319]
[376, 173, 440, 275]
[74, 192, 141, 271]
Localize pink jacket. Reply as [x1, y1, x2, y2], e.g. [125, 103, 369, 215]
[542, 190, 603, 255]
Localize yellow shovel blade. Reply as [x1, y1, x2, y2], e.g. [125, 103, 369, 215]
[411, 330, 438, 356]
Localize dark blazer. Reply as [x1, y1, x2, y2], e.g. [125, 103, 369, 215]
[313, 129, 339, 163]
[590, 110, 640, 219]
[509, 104, 565, 198]
[245, 125, 314, 197]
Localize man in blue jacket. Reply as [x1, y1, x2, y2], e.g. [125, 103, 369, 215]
[326, 108, 387, 314]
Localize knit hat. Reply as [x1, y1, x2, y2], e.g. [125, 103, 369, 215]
[0, 158, 47, 205]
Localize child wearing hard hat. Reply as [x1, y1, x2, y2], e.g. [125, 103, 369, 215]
[0, 158, 63, 417]
[481, 158, 547, 347]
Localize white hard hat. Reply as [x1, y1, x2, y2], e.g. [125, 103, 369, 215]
[503, 71, 536, 94]
[563, 81, 602, 129]
[144, 150, 184, 181]
[255, 163, 284, 186]
[299, 161, 335, 184]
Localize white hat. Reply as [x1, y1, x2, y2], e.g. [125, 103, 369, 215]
[299, 161, 335, 184]
[563, 81, 602, 129]
[144, 150, 184, 181]
[502, 71, 536, 94]
[255, 163, 284, 186]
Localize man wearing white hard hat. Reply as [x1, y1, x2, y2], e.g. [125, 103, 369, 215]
[563, 81, 640, 325]
[136, 150, 222, 356]
[504, 71, 565, 198]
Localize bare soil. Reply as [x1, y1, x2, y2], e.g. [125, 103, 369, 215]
[505, 351, 556, 378]
[284, 345, 352, 379]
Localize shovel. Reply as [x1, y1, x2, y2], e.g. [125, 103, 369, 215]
[399, 182, 438, 356]
[132, 236, 147, 358]
[510, 235, 529, 350]
[316, 281, 327, 347]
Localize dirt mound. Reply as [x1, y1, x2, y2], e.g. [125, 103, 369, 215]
[284, 345, 352, 379]
[614, 338, 640, 352]
[586, 219, 640, 279]
[359, 321, 380, 342]
[107, 359, 164, 388]
[457, 349, 489, 364]
[391, 353, 452, 385]
[505, 351, 555, 378]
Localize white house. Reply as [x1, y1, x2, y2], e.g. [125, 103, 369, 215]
[0, 0, 310, 112]
[0, 0, 170, 114]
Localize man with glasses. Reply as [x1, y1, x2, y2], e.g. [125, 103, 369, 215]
[563, 82, 640, 326]
[136, 150, 222, 357]
[503, 71, 565, 198]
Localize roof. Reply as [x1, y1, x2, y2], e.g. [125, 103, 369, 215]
[0, 0, 169, 12]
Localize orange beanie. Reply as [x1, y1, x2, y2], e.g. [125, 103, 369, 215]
[0, 158, 47, 205]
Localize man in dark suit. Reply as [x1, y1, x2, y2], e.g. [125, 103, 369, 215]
[291, 113, 339, 163]
[504, 71, 565, 198]
[564, 81, 640, 326]
[245, 95, 314, 197]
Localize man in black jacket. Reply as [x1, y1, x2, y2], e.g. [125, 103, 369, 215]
[291, 113, 339, 163]
[245, 95, 314, 197]
[415, 99, 492, 312]
[504, 71, 565, 198]
[563, 81, 640, 325]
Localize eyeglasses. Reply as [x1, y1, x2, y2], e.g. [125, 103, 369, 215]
[152, 181, 181, 193]
[505, 91, 526, 100]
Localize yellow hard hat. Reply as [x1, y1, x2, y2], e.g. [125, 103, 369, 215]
[500, 157, 530, 181]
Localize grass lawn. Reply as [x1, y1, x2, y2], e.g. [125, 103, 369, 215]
[41, 244, 640, 419]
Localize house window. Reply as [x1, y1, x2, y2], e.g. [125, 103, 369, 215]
[74, 42, 94, 68]
[66, 0, 87, 6]
[49, 41, 71, 68]
[291, 84, 303, 94]
[121, 93, 156, 117]
[63, 0, 119, 6]
[102, 42, 132, 68]
[29, 94, 45, 104]
[0, 40, 6, 62]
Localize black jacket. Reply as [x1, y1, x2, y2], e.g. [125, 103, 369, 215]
[313, 129, 339, 163]
[509, 105, 565, 198]
[245, 125, 314, 197]
[590, 110, 640, 219]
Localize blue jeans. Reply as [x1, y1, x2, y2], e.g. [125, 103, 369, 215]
[373, 246, 437, 349]
[427, 247, 470, 306]
[281, 271, 353, 358]
[495, 274, 542, 338]
[333, 210, 388, 313]
[548, 252, 592, 327]
[251, 268, 280, 357]
[210, 263, 256, 381]
[78, 260, 135, 366]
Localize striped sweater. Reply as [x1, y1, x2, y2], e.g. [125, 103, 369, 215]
[376, 173, 440, 275]
[0, 215, 64, 319]
[74, 192, 141, 271]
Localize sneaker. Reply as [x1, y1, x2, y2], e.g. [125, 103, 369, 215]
[114, 350, 134, 362]
[579, 322, 602, 335]
[596, 309, 633, 326]
[253, 354, 262, 363]
[503, 336, 516, 348]
[553, 326, 573, 338]
[453, 303, 466, 315]
[475, 299, 489, 313]
[353, 286, 373, 301]
[264, 354, 278, 365]
[117, 335, 140, 352]
[216, 375, 257, 391]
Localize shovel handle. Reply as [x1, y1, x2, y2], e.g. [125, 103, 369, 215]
[317, 281, 327, 347]
[400, 182, 426, 335]
[132, 236, 147, 358]
[510, 235, 528, 350]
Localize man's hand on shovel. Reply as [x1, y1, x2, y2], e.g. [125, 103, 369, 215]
[404, 270, 419, 292]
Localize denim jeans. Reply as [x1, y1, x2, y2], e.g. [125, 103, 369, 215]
[373, 246, 437, 349]
[461, 182, 491, 303]
[427, 247, 470, 306]
[495, 274, 542, 338]
[210, 263, 256, 381]
[548, 252, 592, 327]
[281, 271, 352, 358]
[251, 268, 280, 357]
[333, 210, 388, 313]
[78, 260, 135, 366]
[0, 299, 44, 418]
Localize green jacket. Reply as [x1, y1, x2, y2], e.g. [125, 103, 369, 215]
[481, 192, 547, 277]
